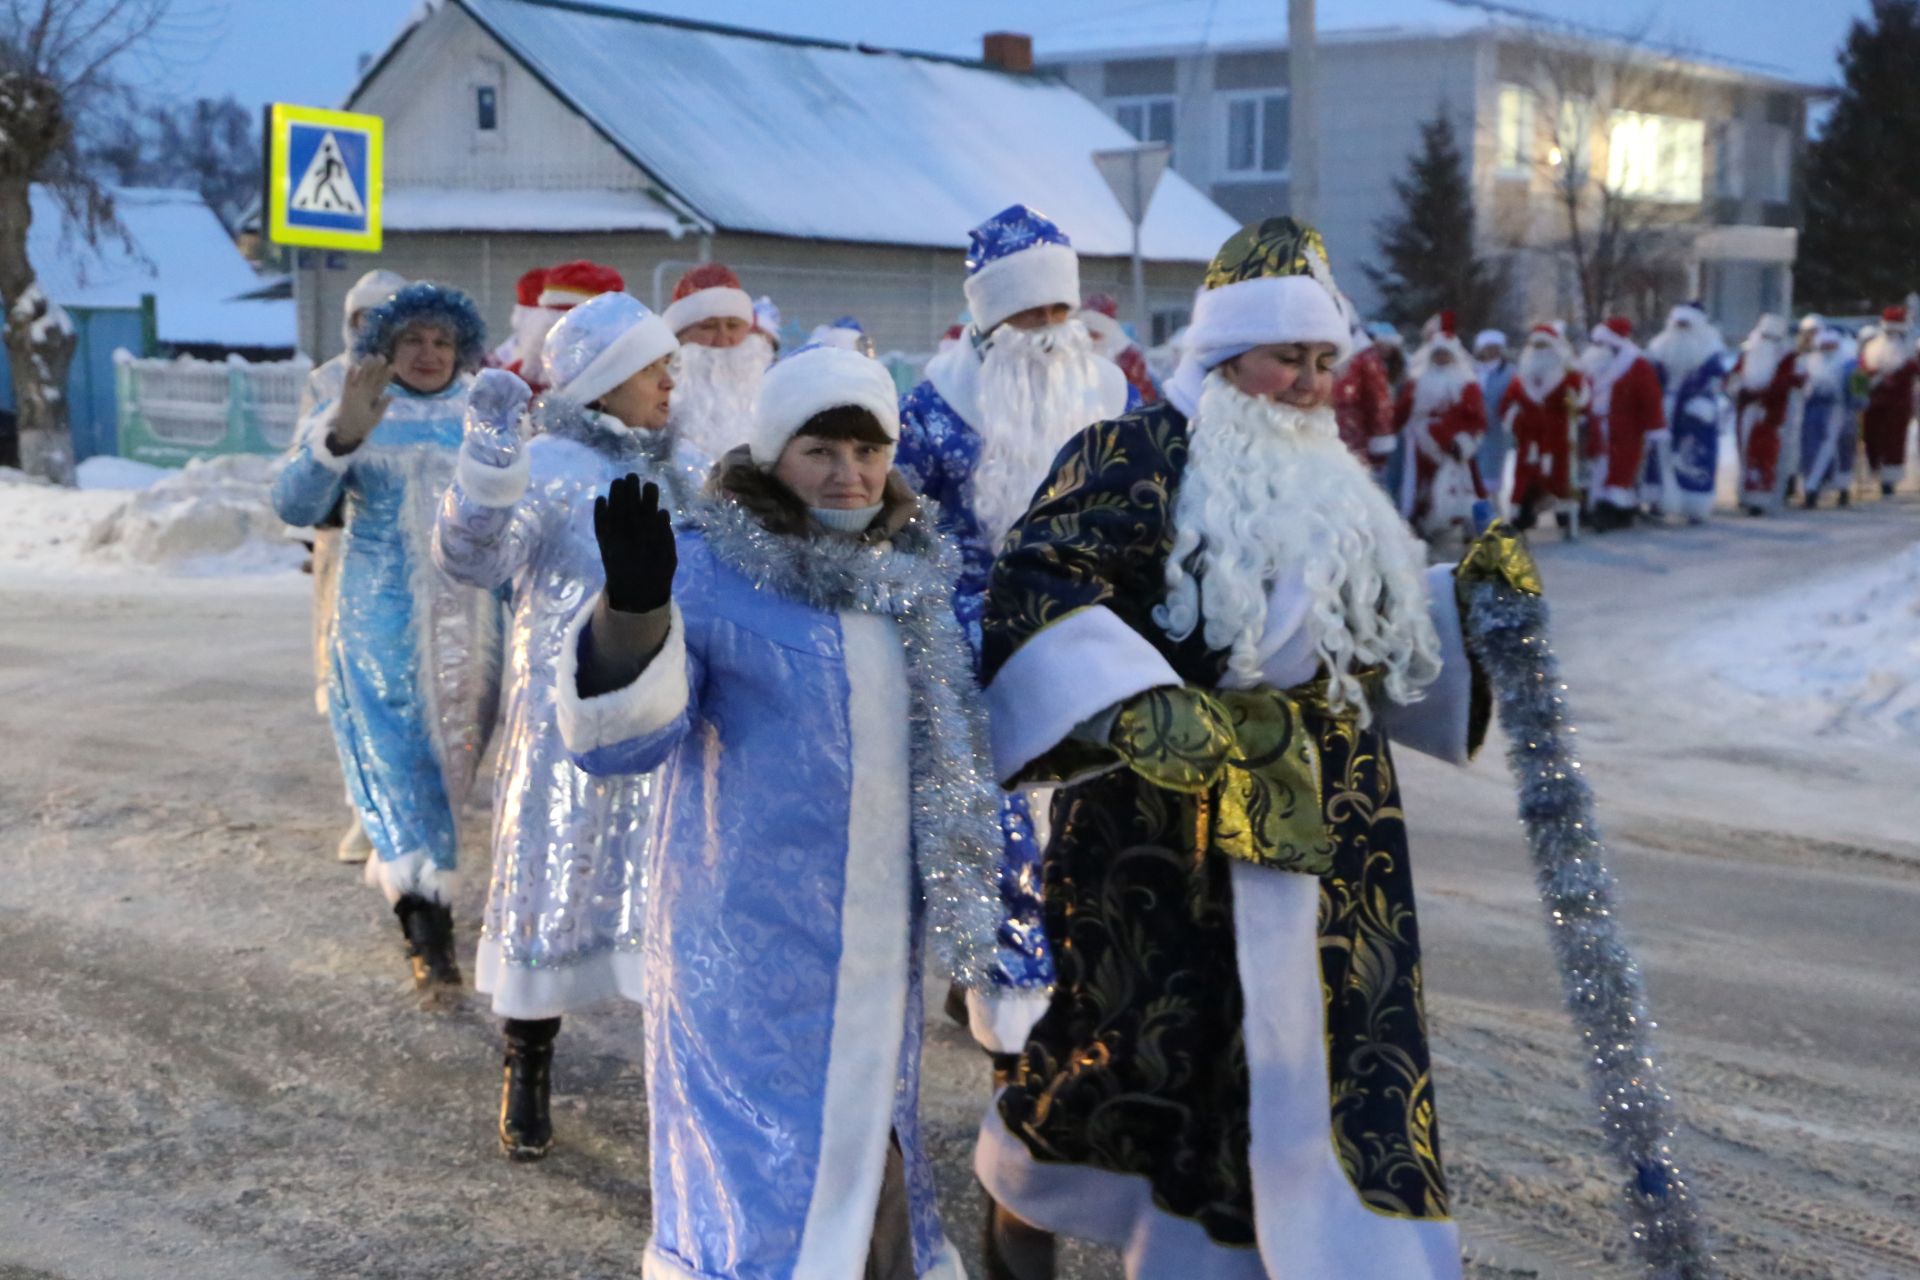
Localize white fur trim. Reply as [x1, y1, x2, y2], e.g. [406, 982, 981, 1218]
[1231, 861, 1463, 1278]
[794, 611, 913, 1276]
[553, 312, 678, 408]
[456, 446, 530, 508]
[1368, 432, 1399, 456]
[363, 850, 458, 906]
[976, 1108, 1281, 1277]
[966, 987, 1052, 1054]
[965, 241, 1081, 334]
[554, 597, 690, 756]
[475, 935, 645, 1018]
[1185, 275, 1353, 367]
[749, 344, 902, 467]
[985, 605, 1183, 783]
[663, 286, 754, 335]
[1378, 564, 1474, 766]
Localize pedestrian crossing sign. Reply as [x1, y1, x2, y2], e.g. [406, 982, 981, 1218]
[268, 103, 383, 252]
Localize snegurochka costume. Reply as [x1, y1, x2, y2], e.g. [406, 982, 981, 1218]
[973, 218, 1498, 1279]
[556, 344, 1040, 1279]
[432, 293, 703, 1158]
[271, 282, 503, 986]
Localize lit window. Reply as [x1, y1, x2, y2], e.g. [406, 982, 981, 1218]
[1225, 93, 1289, 175]
[1497, 84, 1533, 175]
[476, 85, 498, 132]
[1607, 110, 1704, 203]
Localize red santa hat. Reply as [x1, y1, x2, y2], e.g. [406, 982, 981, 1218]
[514, 268, 548, 309]
[1882, 305, 1908, 327]
[663, 262, 755, 335]
[1078, 292, 1128, 351]
[1590, 315, 1636, 349]
[1421, 310, 1458, 342]
[540, 260, 624, 310]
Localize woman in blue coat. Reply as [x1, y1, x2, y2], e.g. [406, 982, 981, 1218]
[272, 283, 502, 992]
[556, 344, 1035, 1279]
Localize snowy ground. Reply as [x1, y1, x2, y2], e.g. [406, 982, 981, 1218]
[1, 486, 1917, 1279]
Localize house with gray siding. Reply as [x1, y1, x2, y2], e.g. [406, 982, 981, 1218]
[297, 0, 1239, 363]
[1038, 0, 1821, 336]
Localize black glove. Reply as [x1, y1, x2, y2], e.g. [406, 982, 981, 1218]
[593, 474, 676, 613]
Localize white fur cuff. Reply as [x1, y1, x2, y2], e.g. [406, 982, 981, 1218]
[1368, 433, 1399, 456]
[967, 987, 1052, 1054]
[964, 242, 1081, 335]
[555, 595, 690, 757]
[363, 850, 459, 906]
[456, 446, 531, 508]
[663, 286, 754, 336]
[986, 605, 1182, 782]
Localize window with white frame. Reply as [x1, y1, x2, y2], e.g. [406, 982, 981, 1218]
[1711, 119, 1743, 198]
[1224, 92, 1289, 175]
[1762, 126, 1792, 202]
[1113, 96, 1176, 157]
[1606, 110, 1705, 203]
[1496, 84, 1533, 175]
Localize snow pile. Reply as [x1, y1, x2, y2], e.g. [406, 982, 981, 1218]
[1701, 542, 1920, 743]
[76, 455, 171, 490]
[0, 466, 131, 569]
[83, 455, 304, 576]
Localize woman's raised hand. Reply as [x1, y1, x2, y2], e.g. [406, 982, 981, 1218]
[593, 474, 677, 613]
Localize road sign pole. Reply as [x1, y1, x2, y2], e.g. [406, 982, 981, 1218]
[1130, 154, 1148, 341]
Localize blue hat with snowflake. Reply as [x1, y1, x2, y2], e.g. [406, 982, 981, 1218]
[355, 282, 487, 369]
[963, 204, 1081, 335]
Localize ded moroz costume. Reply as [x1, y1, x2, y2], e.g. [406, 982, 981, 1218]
[973, 217, 1493, 1280]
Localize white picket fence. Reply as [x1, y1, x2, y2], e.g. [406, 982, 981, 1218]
[115, 351, 313, 464]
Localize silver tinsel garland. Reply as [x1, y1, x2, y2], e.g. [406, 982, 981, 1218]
[1461, 578, 1716, 1280]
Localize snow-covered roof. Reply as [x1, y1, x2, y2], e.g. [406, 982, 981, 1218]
[383, 187, 690, 235]
[362, 0, 1237, 260]
[24, 187, 294, 348]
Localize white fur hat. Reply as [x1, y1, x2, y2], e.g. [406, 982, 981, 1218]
[542, 292, 678, 407]
[749, 343, 901, 467]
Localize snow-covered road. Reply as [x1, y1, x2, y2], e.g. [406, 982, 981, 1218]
[1, 497, 1916, 1279]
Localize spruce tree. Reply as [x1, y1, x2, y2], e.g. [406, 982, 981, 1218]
[1800, 0, 1920, 313]
[1366, 111, 1507, 332]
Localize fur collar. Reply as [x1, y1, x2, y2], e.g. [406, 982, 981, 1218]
[691, 487, 953, 618]
[534, 394, 674, 467]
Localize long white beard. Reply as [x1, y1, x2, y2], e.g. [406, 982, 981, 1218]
[515, 307, 561, 369]
[1862, 330, 1910, 374]
[1408, 361, 1473, 423]
[1739, 337, 1787, 391]
[1647, 325, 1721, 381]
[970, 321, 1102, 546]
[1156, 373, 1442, 722]
[1518, 345, 1569, 401]
[669, 335, 774, 462]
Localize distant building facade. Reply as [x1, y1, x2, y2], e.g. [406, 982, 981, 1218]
[1040, 0, 1818, 336]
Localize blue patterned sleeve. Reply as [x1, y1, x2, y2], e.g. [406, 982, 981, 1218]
[271, 440, 351, 528]
[993, 792, 1055, 988]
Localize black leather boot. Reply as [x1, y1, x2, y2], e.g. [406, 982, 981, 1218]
[500, 1016, 560, 1161]
[395, 894, 462, 989]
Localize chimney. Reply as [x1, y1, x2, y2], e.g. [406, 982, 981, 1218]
[982, 32, 1034, 73]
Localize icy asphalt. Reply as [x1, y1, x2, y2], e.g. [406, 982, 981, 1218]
[1, 499, 1916, 1280]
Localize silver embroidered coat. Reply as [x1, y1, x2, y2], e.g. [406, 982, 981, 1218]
[434, 394, 703, 1018]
